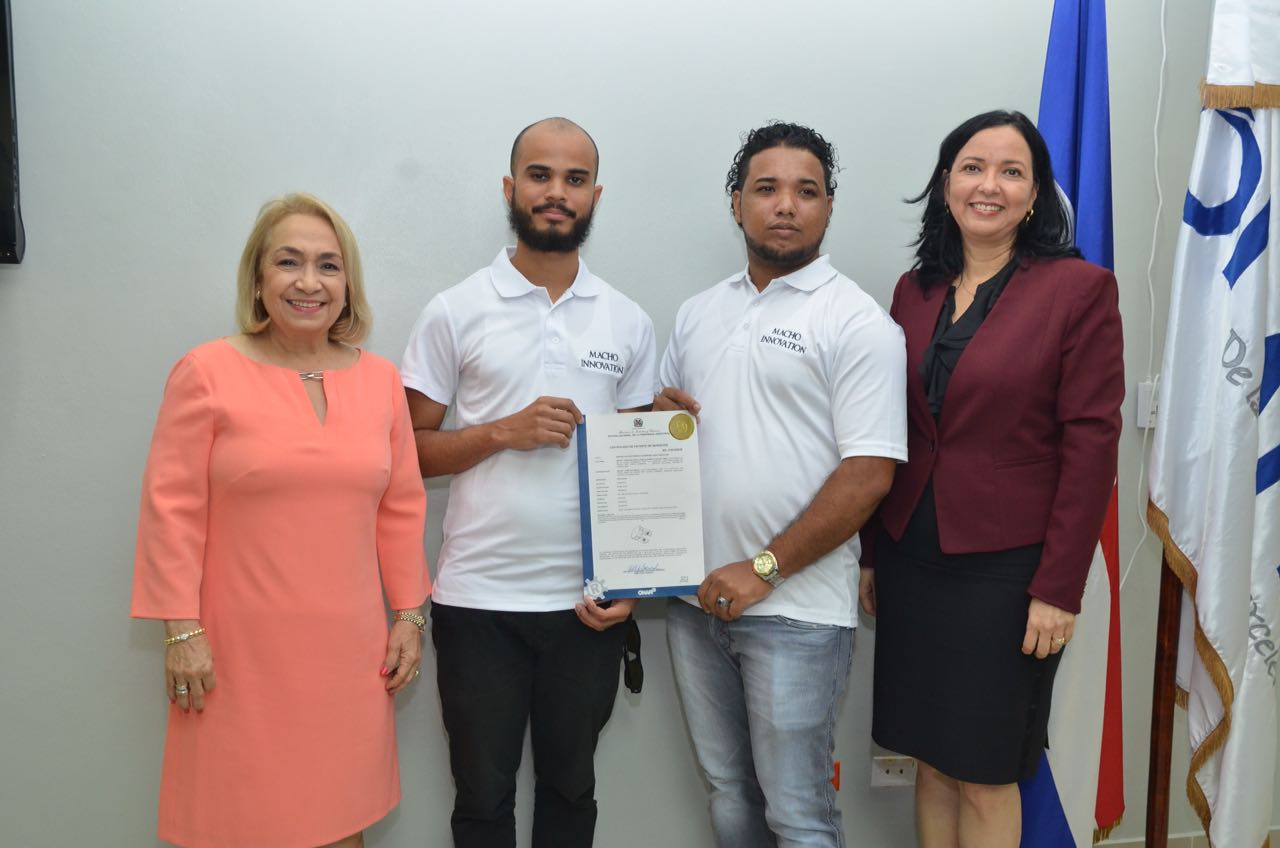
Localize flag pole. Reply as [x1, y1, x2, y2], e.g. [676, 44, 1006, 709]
[1145, 555, 1181, 846]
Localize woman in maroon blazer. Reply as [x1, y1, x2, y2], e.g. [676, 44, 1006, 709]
[860, 110, 1123, 847]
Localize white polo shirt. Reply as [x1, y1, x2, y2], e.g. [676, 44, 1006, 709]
[660, 255, 907, 627]
[402, 248, 657, 611]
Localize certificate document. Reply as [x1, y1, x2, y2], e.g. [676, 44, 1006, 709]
[576, 411, 705, 600]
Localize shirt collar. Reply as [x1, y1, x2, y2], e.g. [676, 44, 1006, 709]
[489, 247, 601, 299]
[730, 254, 836, 294]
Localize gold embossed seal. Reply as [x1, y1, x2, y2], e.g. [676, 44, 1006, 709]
[668, 412, 695, 440]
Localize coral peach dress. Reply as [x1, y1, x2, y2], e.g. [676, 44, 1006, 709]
[132, 339, 429, 848]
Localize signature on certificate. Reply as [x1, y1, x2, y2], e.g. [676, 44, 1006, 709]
[624, 563, 661, 575]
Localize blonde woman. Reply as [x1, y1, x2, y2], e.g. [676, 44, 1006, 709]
[132, 193, 429, 848]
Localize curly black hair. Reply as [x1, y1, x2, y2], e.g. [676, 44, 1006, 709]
[909, 109, 1078, 285]
[725, 122, 838, 197]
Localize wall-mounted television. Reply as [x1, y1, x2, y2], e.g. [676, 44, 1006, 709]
[0, 0, 23, 264]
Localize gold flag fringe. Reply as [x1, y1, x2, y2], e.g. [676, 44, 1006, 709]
[1146, 501, 1239, 837]
[1092, 814, 1122, 843]
[1201, 81, 1280, 109]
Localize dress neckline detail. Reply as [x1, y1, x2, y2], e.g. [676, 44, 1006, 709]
[218, 337, 363, 376]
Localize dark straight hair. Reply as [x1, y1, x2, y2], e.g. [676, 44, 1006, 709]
[909, 109, 1079, 285]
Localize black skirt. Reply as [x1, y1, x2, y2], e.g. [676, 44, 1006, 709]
[870, 483, 1062, 785]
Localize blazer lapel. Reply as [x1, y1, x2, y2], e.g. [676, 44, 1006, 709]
[899, 278, 946, 437]
[938, 262, 1032, 418]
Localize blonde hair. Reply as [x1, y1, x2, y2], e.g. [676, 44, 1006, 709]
[234, 193, 371, 344]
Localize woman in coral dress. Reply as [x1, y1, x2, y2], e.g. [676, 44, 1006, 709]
[132, 193, 430, 848]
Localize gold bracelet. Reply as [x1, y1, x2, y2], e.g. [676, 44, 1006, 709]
[395, 611, 426, 632]
[163, 627, 206, 646]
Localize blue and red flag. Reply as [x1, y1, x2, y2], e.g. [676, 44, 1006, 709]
[1020, 0, 1126, 844]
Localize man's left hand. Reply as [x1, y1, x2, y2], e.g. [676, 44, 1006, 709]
[576, 596, 637, 631]
[698, 560, 772, 621]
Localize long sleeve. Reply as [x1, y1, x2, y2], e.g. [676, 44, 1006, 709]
[376, 363, 430, 610]
[1027, 268, 1124, 612]
[131, 354, 215, 619]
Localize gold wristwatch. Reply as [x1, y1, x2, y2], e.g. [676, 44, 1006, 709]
[752, 550, 784, 588]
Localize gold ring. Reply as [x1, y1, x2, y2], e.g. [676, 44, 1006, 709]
[1052, 637, 1067, 647]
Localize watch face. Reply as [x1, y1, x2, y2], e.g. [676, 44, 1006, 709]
[753, 554, 775, 577]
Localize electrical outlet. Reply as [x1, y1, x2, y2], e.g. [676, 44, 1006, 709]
[1136, 380, 1158, 429]
[870, 755, 917, 787]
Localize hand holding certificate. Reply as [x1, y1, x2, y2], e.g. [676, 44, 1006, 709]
[577, 411, 705, 600]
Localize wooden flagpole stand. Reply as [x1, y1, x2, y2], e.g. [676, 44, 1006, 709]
[1146, 555, 1181, 846]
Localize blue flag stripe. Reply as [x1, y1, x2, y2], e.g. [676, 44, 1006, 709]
[1223, 201, 1271, 289]
[1019, 752, 1075, 847]
[1258, 442, 1280, 495]
[1038, 0, 1113, 271]
[1183, 110, 1263, 237]
[1260, 334, 1280, 414]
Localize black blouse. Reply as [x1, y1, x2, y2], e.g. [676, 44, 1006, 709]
[920, 258, 1019, 416]
[907, 257, 1042, 567]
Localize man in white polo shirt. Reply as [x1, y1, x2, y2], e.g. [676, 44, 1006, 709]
[401, 117, 656, 848]
[655, 122, 907, 847]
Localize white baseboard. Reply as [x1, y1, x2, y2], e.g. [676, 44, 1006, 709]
[1099, 828, 1279, 848]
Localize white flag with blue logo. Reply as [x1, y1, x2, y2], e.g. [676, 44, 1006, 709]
[1147, 103, 1280, 847]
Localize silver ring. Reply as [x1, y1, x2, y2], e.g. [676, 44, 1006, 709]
[174, 685, 190, 695]
[716, 596, 730, 608]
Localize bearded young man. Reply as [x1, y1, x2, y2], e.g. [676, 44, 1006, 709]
[654, 122, 907, 847]
[401, 117, 656, 848]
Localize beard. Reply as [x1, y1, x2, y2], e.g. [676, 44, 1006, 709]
[507, 200, 596, 253]
[742, 230, 825, 271]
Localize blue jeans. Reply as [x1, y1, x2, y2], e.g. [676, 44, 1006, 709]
[667, 599, 853, 848]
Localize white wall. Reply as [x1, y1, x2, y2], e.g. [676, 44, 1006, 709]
[0, 0, 1253, 845]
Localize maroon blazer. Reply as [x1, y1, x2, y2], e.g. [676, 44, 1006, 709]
[863, 256, 1123, 614]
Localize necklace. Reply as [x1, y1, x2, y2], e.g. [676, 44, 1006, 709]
[298, 371, 324, 382]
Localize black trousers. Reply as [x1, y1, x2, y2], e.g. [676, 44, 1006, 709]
[431, 601, 627, 848]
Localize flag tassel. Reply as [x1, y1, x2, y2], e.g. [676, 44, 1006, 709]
[1092, 814, 1121, 843]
